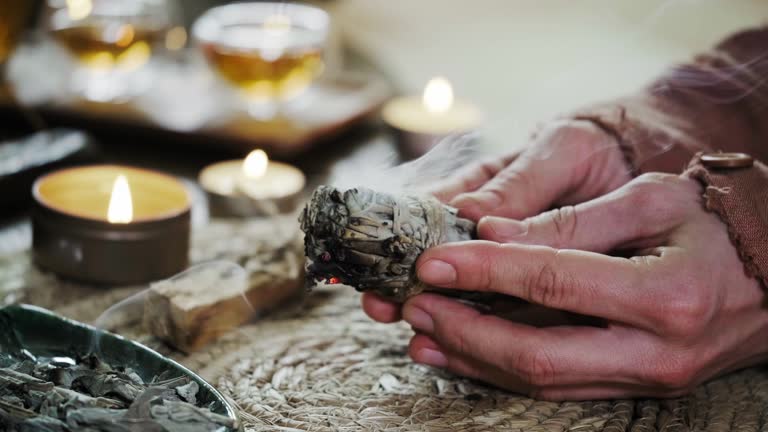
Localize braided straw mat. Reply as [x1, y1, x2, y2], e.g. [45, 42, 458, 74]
[2, 221, 768, 431]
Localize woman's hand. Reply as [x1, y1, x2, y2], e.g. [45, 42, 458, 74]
[363, 119, 633, 323]
[434, 119, 632, 221]
[401, 173, 768, 400]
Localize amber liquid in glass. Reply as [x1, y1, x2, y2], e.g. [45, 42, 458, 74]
[0, 2, 34, 65]
[52, 24, 164, 70]
[202, 42, 322, 101]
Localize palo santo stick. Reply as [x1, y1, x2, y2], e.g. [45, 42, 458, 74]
[144, 225, 304, 353]
[144, 271, 303, 353]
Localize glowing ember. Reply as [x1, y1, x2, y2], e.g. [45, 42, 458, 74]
[328, 277, 340, 285]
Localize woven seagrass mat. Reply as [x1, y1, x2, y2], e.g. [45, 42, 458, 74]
[2, 221, 768, 431]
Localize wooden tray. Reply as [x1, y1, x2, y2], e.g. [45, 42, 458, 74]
[3, 39, 391, 158]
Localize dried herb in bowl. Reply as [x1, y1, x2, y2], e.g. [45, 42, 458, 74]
[0, 304, 240, 432]
[0, 354, 235, 432]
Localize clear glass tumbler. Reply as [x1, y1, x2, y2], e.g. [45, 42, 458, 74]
[193, 2, 329, 119]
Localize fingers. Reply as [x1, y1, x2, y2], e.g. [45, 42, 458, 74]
[410, 334, 682, 400]
[403, 294, 639, 388]
[409, 333, 533, 392]
[416, 241, 653, 326]
[431, 154, 516, 203]
[361, 292, 401, 323]
[409, 331, 688, 400]
[477, 173, 690, 252]
[450, 120, 626, 221]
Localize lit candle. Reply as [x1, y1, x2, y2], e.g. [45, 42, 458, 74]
[382, 76, 483, 159]
[198, 149, 305, 217]
[32, 165, 191, 285]
[107, 175, 133, 223]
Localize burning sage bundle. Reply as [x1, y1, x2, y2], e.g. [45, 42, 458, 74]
[300, 185, 476, 302]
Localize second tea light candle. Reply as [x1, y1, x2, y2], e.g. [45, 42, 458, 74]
[382, 76, 482, 159]
[199, 149, 305, 217]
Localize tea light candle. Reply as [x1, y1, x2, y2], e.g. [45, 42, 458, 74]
[198, 149, 305, 217]
[382, 77, 483, 159]
[32, 165, 191, 285]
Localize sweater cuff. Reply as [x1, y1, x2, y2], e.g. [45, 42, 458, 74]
[684, 153, 768, 289]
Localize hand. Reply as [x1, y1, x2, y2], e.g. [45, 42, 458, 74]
[363, 119, 633, 323]
[435, 119, 632, 221]
[402, 173, 768, 400]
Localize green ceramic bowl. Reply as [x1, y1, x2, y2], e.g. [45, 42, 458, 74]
[0, 304, 240, 431]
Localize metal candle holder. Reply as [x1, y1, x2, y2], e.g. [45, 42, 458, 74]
[32, 165, 191, 285]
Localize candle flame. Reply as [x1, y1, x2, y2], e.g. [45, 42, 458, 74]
[107, 175, 133, 224]
[422, 76, 454, 114]
[66, 0, 93, 21]
[243, 150, 269, 179]
[165, 26, 188, 51]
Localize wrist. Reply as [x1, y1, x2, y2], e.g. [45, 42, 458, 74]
[685, 152, 768, 289]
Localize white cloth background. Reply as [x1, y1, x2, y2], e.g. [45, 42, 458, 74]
[328, 0, 768, 152]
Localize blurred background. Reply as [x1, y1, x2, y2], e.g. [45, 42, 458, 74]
[1, 1, 767, 147]
[335, 0, 768, 146]
[0, 0, 767, 253]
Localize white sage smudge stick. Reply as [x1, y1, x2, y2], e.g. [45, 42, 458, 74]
[300, 185, 494, 302]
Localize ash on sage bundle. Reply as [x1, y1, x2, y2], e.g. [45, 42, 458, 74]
[300, 185, 475, 302]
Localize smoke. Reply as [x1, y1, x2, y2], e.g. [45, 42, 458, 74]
[329, 132, 482, 196]
[659, 54, 768, 106]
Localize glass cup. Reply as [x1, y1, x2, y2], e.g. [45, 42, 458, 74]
[0, 4, 35, 82]
[44, 0, 178, 102]
[192, 2, 329, 119]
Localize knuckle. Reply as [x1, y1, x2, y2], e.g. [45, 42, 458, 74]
[441, 312, 484, 357]
[636, 172, 678, 185]
[524, 256, 567, 308]
[644, 352, 697, 391]
[624, 185, 655, 212]
[544, 120, 602, 150]
[629, 172, 677, 196]
[499, 168, 535, 194]
[444, 358, 481, 381]
[477, 159, 504, 180]
[624, 173, 685, 226]
[478, 243, 504, 291]
[656, 273, 715, 338]
[441, 314, 501, 363]
[515, 348, 557, 387]
[545, 206, 578, 247]
[482, 185, 508, 208]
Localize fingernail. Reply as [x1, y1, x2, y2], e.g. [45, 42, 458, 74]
[417, 348, 447, 367]
[403, 305, 434, 333]
[418, 259, 456, 286]
[451, 192, 493, 209]
[481, 216, 526, 240]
